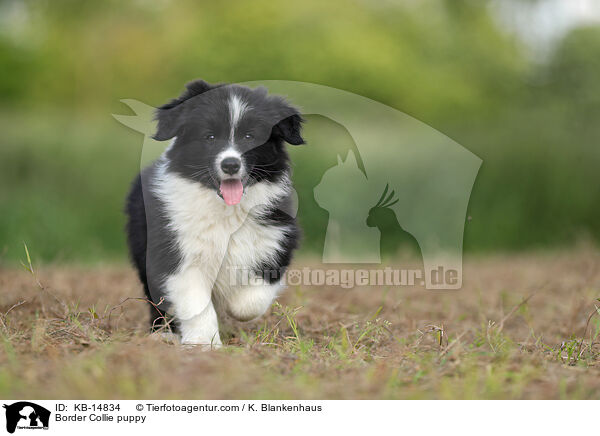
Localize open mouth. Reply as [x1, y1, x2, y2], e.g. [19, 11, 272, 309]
[219, 178, 244, 205]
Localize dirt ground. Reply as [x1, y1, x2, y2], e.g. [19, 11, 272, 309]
[1, 249, 600, 399]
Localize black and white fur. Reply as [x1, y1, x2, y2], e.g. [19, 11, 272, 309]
[125, 79, 304, 348]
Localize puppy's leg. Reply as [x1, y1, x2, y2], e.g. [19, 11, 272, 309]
[166, 267, 222, 348]
[225, 279, 284, 322]
[179, 302, 222, 349]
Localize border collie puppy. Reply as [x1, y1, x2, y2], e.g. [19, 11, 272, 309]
[125, 79, 304, 348]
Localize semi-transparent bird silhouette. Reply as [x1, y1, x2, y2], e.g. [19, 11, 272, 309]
[366, 184, 422, 261]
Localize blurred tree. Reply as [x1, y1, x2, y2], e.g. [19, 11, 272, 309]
[0, 0, 599, 261]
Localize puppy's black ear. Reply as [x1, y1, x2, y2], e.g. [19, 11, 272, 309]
[273, 113, 305, 145]
[153, 79, 218, 141]
[153, 104, 184, 141]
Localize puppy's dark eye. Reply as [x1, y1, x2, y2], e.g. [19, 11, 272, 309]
[206, 134, 215, 140]
[244, 134, 253, 140]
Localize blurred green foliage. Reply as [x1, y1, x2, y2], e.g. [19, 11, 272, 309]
[0, 0, 599, 263]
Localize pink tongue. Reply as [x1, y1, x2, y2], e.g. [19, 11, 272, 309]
[220, 179, 244, 205]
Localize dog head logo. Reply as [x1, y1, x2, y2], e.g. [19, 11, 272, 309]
[3, 402, 50, 433]
[114, 80, 481, 293]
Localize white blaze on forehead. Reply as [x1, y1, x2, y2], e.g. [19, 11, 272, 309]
[228, 93, 249, 142]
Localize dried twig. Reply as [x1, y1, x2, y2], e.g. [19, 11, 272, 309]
[498, 294, 535, 333]
[575, 302, 600, 361]
[106, 296, 173, 333]
[0, 300, 27, 334]
[439, 330, 469, 357]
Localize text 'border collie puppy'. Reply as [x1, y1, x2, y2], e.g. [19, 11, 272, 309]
[125, 79, 304, 349]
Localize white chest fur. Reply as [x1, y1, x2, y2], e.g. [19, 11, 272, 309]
[151, 160, 290, 288]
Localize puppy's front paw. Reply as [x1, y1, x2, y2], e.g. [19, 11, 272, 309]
[180, 335, 222, 351]
[178, 300, 222, 350]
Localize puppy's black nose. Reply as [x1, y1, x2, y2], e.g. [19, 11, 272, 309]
[220, 157, 241, 175]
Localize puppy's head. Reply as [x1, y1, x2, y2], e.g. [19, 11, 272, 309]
[154, 80, 304, 205]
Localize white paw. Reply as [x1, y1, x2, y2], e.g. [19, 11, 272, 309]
[227, 305, 268, 322]
[180, 335, 222, 351]
[226, 283, 283, 322]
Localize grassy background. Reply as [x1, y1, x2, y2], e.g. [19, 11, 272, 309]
[1, 0, 600, 263]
